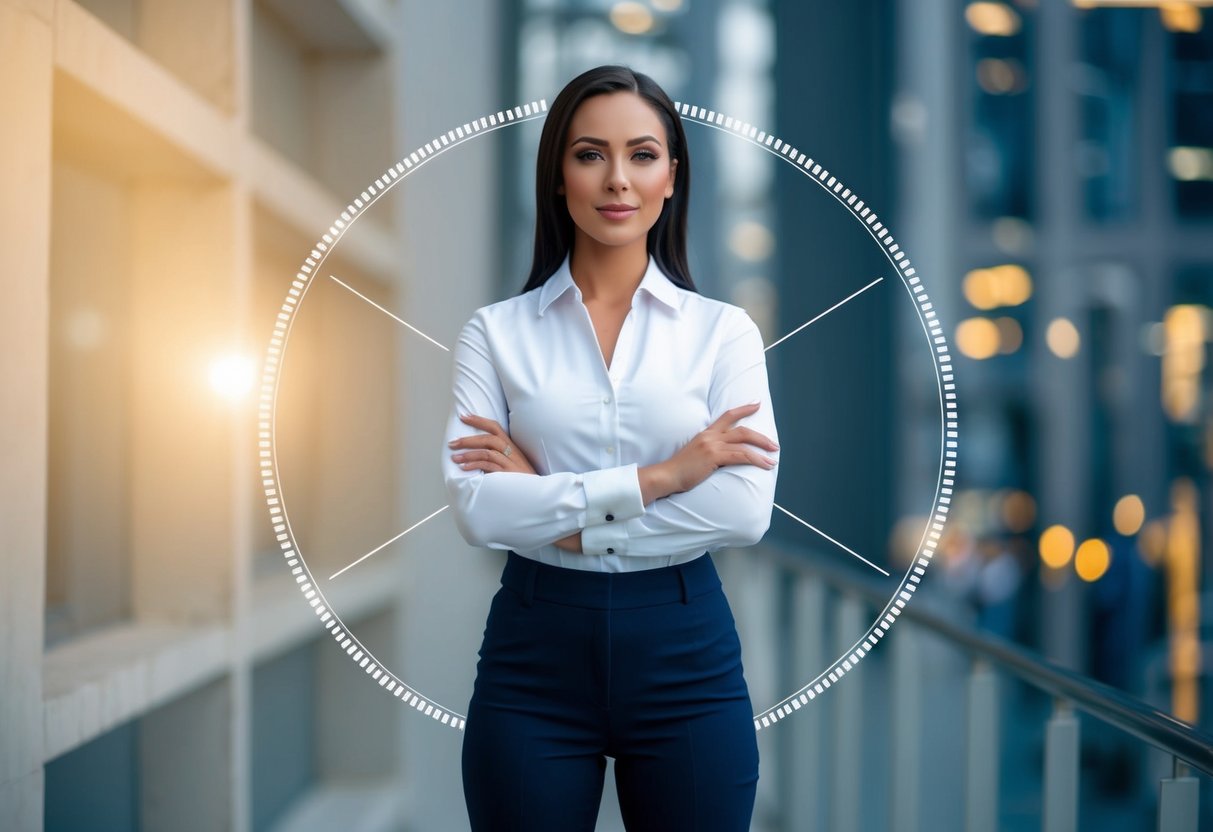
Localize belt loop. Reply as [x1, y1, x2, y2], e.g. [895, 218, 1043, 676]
[522, 559, 538, 607]
[676, 564, 689, 604]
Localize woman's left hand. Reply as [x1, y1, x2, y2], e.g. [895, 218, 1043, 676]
[451, 414, 582, 552]
[449, 413, 538, 476]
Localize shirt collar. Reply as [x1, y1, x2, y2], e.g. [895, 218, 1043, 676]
[537, 251, 683, 318]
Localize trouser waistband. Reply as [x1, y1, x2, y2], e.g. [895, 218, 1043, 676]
[501, 549, 719, 609]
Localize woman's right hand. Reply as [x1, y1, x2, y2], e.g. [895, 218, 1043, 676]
[660, 402, 778, 495]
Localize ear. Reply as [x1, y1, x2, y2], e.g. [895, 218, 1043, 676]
[557, 182, 565, 196]
[665, 158, 678, 199]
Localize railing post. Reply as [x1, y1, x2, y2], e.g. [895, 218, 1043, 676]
[1158, 757, 1199, 832]
[891, 624, 921, 832]
[965, 658, 999, 832]
[788, 574, 826, 832]
[830, 594, 864, 832]
[1043, 698, 1079, 832]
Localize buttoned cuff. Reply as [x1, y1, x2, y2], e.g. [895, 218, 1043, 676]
[581, 462, 645, 530]
[581, 517, 631, 556]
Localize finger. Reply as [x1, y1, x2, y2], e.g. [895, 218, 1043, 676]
[708, 402, 761, 429]
[726, 426, 780, 451]
[454, 448, 522, 472]
[742, 449, 778, 468]
[459, 459, 502, 473]
[459, 413, 506, 437]
[452, 448, 503, 463]
[718, 447, 776, 469]
[450, 433, 499, 450]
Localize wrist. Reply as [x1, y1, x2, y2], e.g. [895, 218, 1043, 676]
[638, 462, 679, 505]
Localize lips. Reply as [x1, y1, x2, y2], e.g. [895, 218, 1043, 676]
[597, 204, 638, 220]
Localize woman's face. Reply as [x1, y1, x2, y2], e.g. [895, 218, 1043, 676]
[558, 91, 678, 252]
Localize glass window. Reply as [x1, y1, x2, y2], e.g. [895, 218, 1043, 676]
[1078, 8, 1142, 222]
[965, 2, 1034, 220]
[1169, 21, 1213, 218]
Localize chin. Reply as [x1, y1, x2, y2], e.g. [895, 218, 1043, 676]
[586, 233, 649, 250]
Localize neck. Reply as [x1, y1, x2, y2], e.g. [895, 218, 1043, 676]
[568, 234, 649, 305]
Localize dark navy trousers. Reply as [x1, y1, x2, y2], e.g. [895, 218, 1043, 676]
[462, 549, 760, 831]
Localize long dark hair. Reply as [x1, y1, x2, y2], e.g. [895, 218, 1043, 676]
[519, 64, 697, 296]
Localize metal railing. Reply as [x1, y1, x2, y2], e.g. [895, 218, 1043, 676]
[740, 541, 1213, 832]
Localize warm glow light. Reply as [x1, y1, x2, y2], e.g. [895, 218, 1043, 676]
[976, 58, 1025, 94]
[1073, 0, 1213, 7]
[963, 264, 1033, 310]
[209, 354, 256, 401]
[956, 317, 1001, 359]
[889, 514, 932, 565]
[1046, 317, 1081, 358]
[728, 220, 774, 261]
[1039, 524, 1075, 568]
[1174, 592, 1198, 630]
[1113, 494, 1146, 536]
[1075, 538, 1111, 582]
[965, 2, 1022, 36]
[993, 264, 1033, 305]
[609, 1, 655, 34]
[1001, 490, 1036, 532]
[1162, 304, 1205, 422]
[1174, 631, 1202, 675]
[963, 269, 999, 310]
[1161, 3, 1203, 31]
[1138, 519, 1167, 566]
[1167, 477, 1202, 723]
[652, 0, 683, 10]
[995, 316, 1023, 354]
[1168, 146, 1213, 181]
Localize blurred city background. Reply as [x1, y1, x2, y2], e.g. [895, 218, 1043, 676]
[2, 0, 1213, 830]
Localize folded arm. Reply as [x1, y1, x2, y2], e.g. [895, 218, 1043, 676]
[580, 307, 780, 558]
[441, 309, 646, 552]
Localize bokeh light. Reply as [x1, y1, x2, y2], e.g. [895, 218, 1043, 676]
[1040, 524, 1076, 569]
[1113, 494, 1146, 536]
[1046, 317, 1081, 358]
[1075, 538, 1111, 582]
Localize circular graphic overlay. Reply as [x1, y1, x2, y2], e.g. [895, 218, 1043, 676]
[258, 99, 957, 733]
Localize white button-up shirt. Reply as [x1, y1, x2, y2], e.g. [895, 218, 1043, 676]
[441, 251, 779, 572]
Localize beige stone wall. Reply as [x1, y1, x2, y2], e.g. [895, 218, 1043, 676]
[0, 1, 423, 828]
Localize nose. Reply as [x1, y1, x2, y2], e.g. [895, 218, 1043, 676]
[605, 156, 630, 192]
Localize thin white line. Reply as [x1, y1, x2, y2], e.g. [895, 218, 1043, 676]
[773, 502, 891, 577]
[330, 274, 450, 352]
[330, 505, 450, 580]
[765, 277, 884, 351]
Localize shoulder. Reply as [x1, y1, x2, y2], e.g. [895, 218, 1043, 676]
[458, 288, 543, 337]
[678, 290, 759, 337]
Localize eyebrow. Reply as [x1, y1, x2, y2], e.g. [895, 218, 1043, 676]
[569, 135, 662, 148]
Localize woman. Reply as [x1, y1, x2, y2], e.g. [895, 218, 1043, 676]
[442, 64, 780, 831]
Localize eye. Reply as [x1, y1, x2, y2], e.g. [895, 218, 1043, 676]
[574, 149, 661, 162]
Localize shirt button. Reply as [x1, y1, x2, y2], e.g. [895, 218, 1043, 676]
[602, 396, 611, 404]
[606, 445, 614, 454]
[606, 547, 615, 554]
[606, 514, 614, 521]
